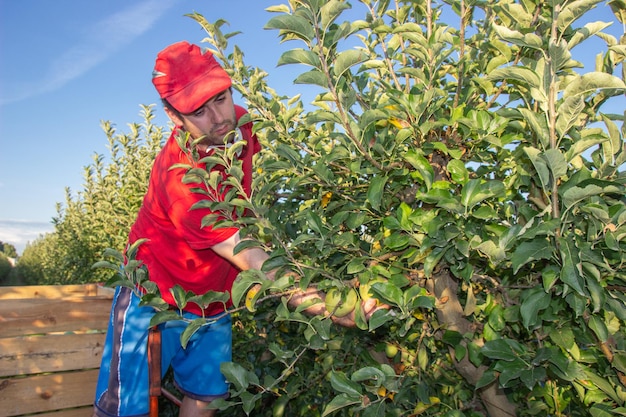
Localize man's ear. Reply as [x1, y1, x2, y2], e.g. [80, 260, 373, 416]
[164, 106, 184, 127]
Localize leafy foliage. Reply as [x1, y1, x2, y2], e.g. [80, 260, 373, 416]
[152, 1, 624, 416]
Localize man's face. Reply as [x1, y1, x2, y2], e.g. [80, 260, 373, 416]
[166, 89, 237, 148]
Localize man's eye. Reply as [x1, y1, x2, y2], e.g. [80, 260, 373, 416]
[194, 109, 205, 117]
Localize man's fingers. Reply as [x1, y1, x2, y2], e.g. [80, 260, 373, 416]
[363, 299, 391, 320]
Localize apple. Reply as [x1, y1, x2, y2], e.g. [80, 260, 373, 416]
[325, 288, 358, 317]
[359, 276, 387, 301]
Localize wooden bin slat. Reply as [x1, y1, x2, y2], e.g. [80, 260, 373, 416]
[0, 284, 114, 300]
[20, 406, 95, 417]
[0, 332, 106, 377]
[0, 369, 99, 416]
[0, 298, 113, 338]
[0, 285, 116, 416]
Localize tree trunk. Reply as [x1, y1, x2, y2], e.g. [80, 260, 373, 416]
[426, 270, 517, 417]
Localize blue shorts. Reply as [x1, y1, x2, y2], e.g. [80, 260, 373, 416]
[94, 286, 232, 417]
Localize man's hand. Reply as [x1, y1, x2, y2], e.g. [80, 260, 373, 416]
[330, 297, 389, 328]
[287, 287, 390, 328]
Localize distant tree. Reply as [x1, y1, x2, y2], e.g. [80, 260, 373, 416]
[14, 233, 58, 285]
[0, 252, 12, 284]
[0, 241, 17, 259]
[19, 105, 166, 284]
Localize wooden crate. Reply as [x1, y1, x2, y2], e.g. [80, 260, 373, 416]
[0, 284, 114, 417]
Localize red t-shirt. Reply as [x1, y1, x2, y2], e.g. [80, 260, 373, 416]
[128, 105, 260, 316]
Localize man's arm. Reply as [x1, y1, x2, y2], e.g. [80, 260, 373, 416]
[212, 231, 274, 278]
[212, 231, 388, 327]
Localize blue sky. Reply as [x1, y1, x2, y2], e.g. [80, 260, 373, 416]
[0, 1, 623, 254]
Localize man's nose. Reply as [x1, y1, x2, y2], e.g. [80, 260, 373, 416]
[207, 106, 225, 123]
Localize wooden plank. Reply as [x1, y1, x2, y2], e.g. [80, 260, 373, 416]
[22, 406, 94, 417]
[0, 333, 106, 377]
[0, 298, 112, 338]
[0, 284, 115, 300]
[0, 369, 99, 416]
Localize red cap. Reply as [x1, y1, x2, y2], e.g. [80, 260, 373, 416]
[152, 41, 232, 114]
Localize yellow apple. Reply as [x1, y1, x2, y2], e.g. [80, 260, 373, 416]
[325, 288, 358, 317]
[359, 276, 387, 301]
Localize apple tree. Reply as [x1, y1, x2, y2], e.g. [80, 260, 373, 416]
[103, 0, 626, 415]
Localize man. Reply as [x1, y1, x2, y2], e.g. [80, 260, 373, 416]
[93, 41, 383, 417]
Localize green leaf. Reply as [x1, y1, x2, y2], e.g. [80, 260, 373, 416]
[367, 175, 387, 211]
[558, 237, 585, 295]
[511, 239, 554, 274]
[582, 368, 621, 403]
[322, 393, 361, 416]
[306, 210, 327, 235]
[359, 109, 388, 130]
[557, 0, 604, 32]
[548, 38, 572, 72]
[330, 371, 362, 397]
[294, 69, 328, 87]
[524, 146, 551, 191]
[101, 247, 125, 263]
[233, 238, 262, 255]
[138, 292, 168, 312]
[584, 271, 605, 313]
[306, 109, 343, 124]
[264, 14, 315, 42]
[320, 0, 351, 32]
[277, 48, 321, 68]
[601, 114, 621, 162]
[587, 315, 608, 342]
[460, 179, 504, 213]
[189, 290, 230, 311]
[563, 72, 626, 99]
[180, 318, 206, 349]
[447, 159, 469, 184]
[568, 20, 613, 49]
[405, 149, 434, 189]
[241, 391, 261, 415]
[612, 352, 626, 374]
[488, 65, 541, 89]
[231, 270, 267, 307]
[543, 148, 568, 180]
[275, 143, 302, 165]
[492, 24, 543, 50]
[475, 369, 498, 390]
[350, 366, 386, 385]
[549, 327, 578, 353]
[562, 181, 622, 210]
[567, 184, 600, 211]
[556, 96, 585, 137]
[476, 240, 505, 264]
[149, 310, 181, 328]
[170, 285, 189, 310]
[333, 49, 369, 78]
[371, 281, 403, 308]
[606, 298, 626, 322]
[383, 232, 409, 251]
[221, 362, 252, 392]
[368, 308, 394, 331]
[520, 286, 552, 329]
[482, 338, 520, 361]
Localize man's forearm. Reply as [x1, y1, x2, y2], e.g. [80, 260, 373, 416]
[212, 231, 272, 276]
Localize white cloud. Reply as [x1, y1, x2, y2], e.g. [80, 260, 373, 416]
[0, 219, 55, 255]
[0, 0, 179, 105]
